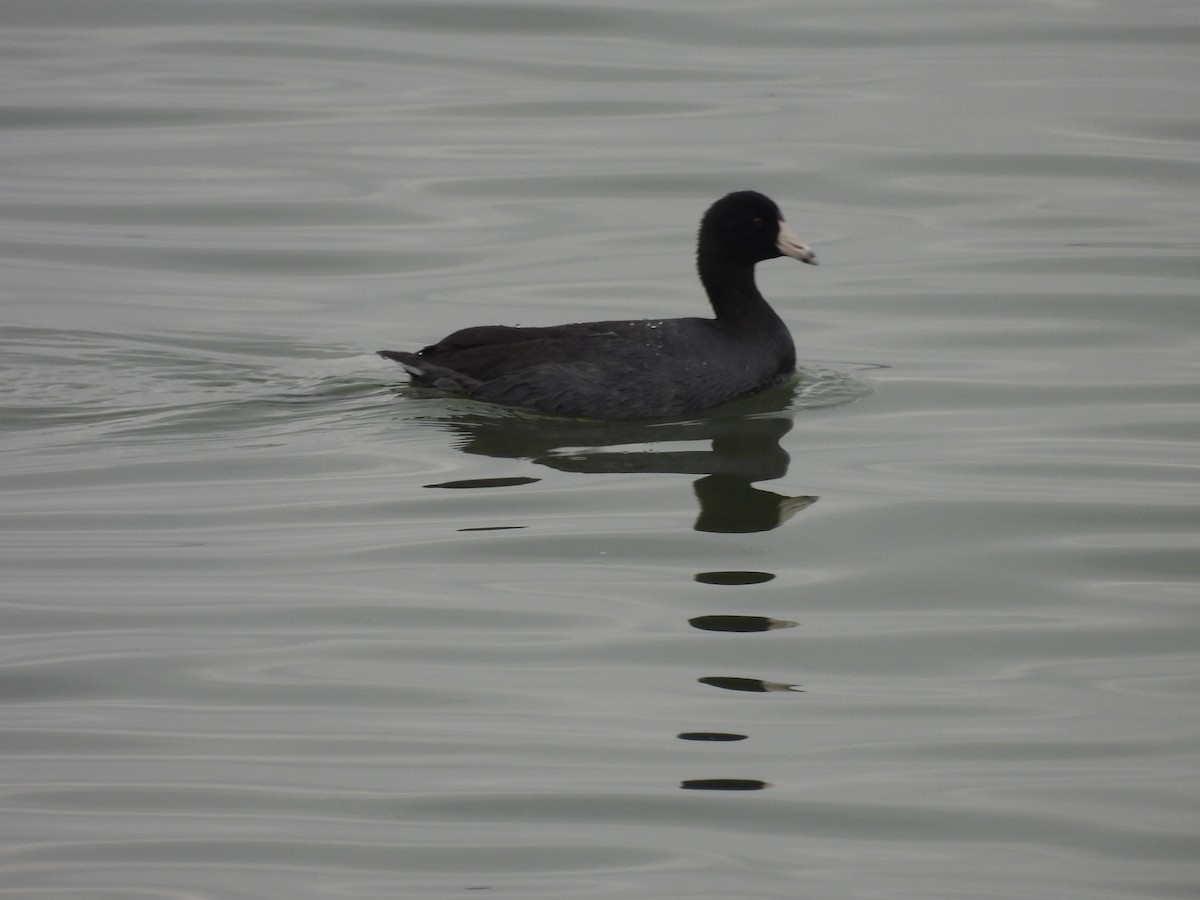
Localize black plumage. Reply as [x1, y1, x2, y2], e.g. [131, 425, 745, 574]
[379, 191, 816, 419]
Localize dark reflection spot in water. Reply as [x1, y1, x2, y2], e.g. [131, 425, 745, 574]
[689, 615, 797, 632]
[456, 526, 527, 532]
[699, 676, 803, 693]
[694, 570, 776, 585]
[677, 732, 748, 742]
[693, 475, 817, 533]
[424, 476, 540, 489]
[680, 779, 769, 791]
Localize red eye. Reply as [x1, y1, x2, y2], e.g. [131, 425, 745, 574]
[751, 217, 765, 228]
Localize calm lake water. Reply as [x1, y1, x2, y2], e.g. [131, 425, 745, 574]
[2, 1, 1199, 898]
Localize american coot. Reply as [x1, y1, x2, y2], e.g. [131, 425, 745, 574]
[379, 190, 816, 420]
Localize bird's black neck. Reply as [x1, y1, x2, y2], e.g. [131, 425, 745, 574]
[698, 259, 779, 328]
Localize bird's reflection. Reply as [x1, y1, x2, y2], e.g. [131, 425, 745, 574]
[395, 383, 829, 792]
[413, 383, 816, 533]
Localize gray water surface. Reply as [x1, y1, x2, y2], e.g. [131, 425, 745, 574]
[2, 2, 1199, 898]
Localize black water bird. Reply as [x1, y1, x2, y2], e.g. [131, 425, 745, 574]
[379, 190, 816, 419]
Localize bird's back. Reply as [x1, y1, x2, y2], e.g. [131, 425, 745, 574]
[393, 316, 793, 419]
